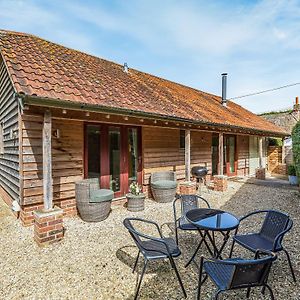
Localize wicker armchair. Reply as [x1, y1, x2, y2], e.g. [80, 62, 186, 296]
[75, 178, 114, 222]
[150, 171, 177, 203]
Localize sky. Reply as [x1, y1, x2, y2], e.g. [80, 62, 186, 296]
[0, 0, 299, 113]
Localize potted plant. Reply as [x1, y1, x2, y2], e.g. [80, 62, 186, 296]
[288, 165, 298, 186]
[126, 182, 145, 211]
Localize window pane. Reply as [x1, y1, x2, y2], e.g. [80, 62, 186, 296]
[229, 137, 235, 172]
[128, 128, 138, 185]
[211, 134, 219, 175]
[87, 125, 100, 178]
[109, 127, 120, 192]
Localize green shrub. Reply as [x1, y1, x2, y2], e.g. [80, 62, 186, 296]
[292, 121, 300, 178]
[268, 138, 283, 146]
[288, 165, 296, 176]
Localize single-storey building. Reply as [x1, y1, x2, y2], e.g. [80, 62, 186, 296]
[0, 30, 286, 226]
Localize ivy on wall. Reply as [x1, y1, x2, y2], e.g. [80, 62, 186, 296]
[292, 121, 300, 178]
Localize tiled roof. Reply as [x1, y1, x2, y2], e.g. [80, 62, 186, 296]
[0, 29, 286, 136]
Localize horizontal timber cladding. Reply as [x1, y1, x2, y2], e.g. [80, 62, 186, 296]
[0, 57, 19, 201]
[142, 127, 212, 185]
[21, 113, 84, 205]
[237, 135, 249, 176]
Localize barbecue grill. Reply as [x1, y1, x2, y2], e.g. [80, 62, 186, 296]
[191, 166, 208, 194]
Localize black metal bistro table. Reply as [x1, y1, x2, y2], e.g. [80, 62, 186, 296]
[185, 208, 239, 267]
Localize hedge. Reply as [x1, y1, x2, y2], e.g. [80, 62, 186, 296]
[292, 121, 300, 178]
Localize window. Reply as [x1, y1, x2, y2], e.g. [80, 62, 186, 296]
[180, 130, 185, 149]
[86, 125, 101, 178]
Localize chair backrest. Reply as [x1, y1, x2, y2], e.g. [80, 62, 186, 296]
[259, 210, 290, 249]
[123, 218, 143, 249]
[177, 194, 210, 216]
[151, 171, 176, 183]
[75, 178, 100, 199]
[229, 253, 277, 289]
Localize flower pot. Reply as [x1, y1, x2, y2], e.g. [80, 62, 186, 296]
[126, 193, 145, 212]
[288, 175, 298, 186]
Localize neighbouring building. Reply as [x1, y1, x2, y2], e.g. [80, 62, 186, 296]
[260, 97, 300, 172]
[0, 30, 287, 226]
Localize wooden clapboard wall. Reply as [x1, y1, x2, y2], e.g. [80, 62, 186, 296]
[142, 127, 212, 185]
[191, 131, 212, 171]
[0, 58, 19, 201]
[237, 135, 249, 176]
[21, 113, 84, 205]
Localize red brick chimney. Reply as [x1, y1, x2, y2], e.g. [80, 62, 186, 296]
[294, 96, 299, 111]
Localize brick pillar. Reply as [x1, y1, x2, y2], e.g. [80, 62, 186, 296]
[213, 175, 228, 192]
[34, 207, 64, 247]
[179, 181, 197, 195]
[255, 168, 266, 180]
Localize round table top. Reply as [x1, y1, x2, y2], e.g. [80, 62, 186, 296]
[185, 208, 239, 231]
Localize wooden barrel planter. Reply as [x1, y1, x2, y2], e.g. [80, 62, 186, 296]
[75, 179, 114, 222]
[126, 193, 145, 212]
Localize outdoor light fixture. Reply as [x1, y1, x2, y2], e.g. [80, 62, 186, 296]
[62, 109, 67, 114]
[85, 111, 90, 117]
[153, 120, 157, 124]
[124, 116, 129, 121]
[106, 114, 110, 119]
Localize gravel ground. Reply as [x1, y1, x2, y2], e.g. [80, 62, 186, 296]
[0, 180, 299, 300]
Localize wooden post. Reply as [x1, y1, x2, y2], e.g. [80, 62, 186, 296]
[43, 110, 53, 210]
[258, 136, 263, 168]
[185, 129, 191, 182]
[218, 133, 224, 175]
[281, 137, 285, 164]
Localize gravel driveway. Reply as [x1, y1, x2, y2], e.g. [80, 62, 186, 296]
[0, 180, 299, 299]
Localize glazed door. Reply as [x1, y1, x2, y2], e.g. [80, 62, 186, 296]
[108, 126, 122, 197]
[85, 124, 142, 198]
[211, 134, 219, 175]
[224, 135, 237, 176]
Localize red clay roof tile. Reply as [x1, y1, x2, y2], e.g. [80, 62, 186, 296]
[0, 29, 286, 136]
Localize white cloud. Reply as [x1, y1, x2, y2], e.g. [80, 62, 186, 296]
[0, 0, 299, 113]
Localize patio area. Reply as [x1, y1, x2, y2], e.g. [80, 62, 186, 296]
[1, 179, 299, 299]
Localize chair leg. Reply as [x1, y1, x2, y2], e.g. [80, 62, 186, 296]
[175, 227, 179, 245]
[263, 284, 275, 300]
[246, 287, 251, 298]
[132, 251, 140, 274]
[169, 256, 187, 298]
[283, 249, 297, 282]
[229, 240, 235, 258]
[197, 256, 204, 300]
[214, 290, 222, 300]
[134, 259, 148, 300]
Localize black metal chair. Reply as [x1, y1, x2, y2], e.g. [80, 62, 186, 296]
[123, 217, 187, 300]
[173, 194, 210, 245]
[197, 250, 277, 300]
[229, 209, 296, 282]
